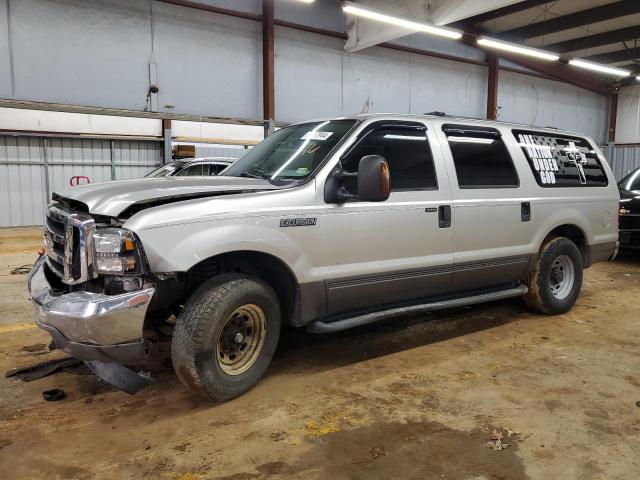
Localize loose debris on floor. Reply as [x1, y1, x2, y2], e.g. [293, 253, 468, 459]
[485, 428, 520, 451]
[5, 357, 89, 381]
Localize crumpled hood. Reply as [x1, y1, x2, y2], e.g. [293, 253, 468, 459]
[53, 176, 280, 217]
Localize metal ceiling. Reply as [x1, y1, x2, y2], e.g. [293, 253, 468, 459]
[455, 0, 640, 81]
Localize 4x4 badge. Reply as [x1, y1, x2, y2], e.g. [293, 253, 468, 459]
[280, 218, 317, 227]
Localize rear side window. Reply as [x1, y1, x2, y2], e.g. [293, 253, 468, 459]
[443, 125, 518, 188]
[342, 122, 437, 192]
[512, 130, 608, 187]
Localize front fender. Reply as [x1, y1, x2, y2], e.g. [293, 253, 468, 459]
[132, 219, 316, 284]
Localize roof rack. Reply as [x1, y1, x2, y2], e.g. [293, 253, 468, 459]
[425, 111, 446, 116]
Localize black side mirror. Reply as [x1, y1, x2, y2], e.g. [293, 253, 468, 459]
[324, 155, 390, 203]
[357, 155, 390, 202]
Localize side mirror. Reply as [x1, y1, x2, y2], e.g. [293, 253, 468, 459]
[358, 155, 390, 202]
[324, 155, 391, 204]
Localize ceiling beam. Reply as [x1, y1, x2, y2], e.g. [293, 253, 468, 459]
[583, 48, 640, 64]
[502, 1, 640, 40]
[454, 0, 551, 26]
[546, 25, 640, 53]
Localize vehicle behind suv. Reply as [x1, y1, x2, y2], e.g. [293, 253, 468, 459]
[28, 114, 619, 401]
[617, 167, 640, 251]
[145, 157, 236, 177]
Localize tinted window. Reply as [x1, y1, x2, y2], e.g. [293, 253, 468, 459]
[342, 124, 437, 193]
[513, 130, 608, 187]
[175, 164, 204, 176]
[444, 125, 518, 188]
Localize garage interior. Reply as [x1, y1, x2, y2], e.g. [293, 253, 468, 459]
[1, 0, 640, 479]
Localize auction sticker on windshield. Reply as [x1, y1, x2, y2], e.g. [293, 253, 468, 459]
[302, 131, 334, 141]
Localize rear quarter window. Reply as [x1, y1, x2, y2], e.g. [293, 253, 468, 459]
[512, 129, 608, 187]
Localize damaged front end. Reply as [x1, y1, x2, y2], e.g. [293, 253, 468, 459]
[27, 203, 159, 393]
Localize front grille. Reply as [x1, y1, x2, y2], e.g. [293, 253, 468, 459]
[43, 205, 96, 285]
[619, 214, 640, 231]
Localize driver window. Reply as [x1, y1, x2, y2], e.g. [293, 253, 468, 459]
[341, 125, 437, 194]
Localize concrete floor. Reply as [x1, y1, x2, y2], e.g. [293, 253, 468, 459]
[0, 228, 638, 479]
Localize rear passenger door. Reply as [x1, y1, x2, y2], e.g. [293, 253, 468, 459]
[321, 120, 454, 315]
[436, 123, 534, 292]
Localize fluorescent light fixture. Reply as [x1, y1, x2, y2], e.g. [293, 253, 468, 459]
[568, 59, 630, 77]
[293, 0, 314, 3]
[477, 37, 559, 61]
[448, 136, 494, 144]
[342, 3, 462, 40]
[637, 75, 640, 81]
[384, 134, 425, 141]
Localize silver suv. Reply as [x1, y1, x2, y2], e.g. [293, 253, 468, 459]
[28, 114, 619, 400]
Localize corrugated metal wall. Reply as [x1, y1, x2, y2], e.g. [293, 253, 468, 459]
[605, 144, 640, 181]
[0, 135, 162, 227]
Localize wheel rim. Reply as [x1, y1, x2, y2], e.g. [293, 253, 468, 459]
[549, 254, 575, 300]
[216, 304, 267, 376]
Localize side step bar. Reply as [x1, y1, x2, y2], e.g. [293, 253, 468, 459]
[307, 285, 528, 334]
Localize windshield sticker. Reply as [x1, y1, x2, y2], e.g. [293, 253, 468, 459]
[296, 167, 309, 174]
[302, 131, 334, 141]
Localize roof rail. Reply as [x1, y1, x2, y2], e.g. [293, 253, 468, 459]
[425, 111, 446, 116]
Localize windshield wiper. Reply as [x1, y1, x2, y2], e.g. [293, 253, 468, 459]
[239, 172, 265, 179]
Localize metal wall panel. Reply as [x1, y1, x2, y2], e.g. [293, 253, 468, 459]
[0, 135, 162, 227]
[0, 135, 47, 226]
[605, 144, 640, 181]
[498, 70, 607, 144]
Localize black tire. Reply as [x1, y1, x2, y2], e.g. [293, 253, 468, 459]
[172, 274, 281, 401]
[524, 236, 583, 315]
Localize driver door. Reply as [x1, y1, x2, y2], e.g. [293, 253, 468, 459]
[319, 120, 454, 316]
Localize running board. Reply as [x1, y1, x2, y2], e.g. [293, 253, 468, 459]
[307, 285, 528, 334]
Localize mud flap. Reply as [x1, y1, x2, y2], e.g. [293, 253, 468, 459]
[85, 360, 153, 395]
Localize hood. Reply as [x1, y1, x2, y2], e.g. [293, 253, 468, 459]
[618, 188, 640, 212]
[53, 176, 281, 218]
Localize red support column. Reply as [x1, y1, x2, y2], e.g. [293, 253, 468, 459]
[486, 52, 499, 120]
[262, 0, 275, 136]
[608, 89, 618, 143]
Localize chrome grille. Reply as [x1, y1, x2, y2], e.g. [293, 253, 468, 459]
[44, 205, 97, 285]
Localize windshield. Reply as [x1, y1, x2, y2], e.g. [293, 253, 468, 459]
[222, 120, 357, 181]
[619, 168, 640, 191]
[145, 162, 183, 177]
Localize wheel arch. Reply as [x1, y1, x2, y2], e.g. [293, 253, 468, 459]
[187, 250, 306, 326]
[542, 224, 589, 266]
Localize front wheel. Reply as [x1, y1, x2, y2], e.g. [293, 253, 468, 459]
[524, 236, 583, 315]
[171, 274, 281, 401]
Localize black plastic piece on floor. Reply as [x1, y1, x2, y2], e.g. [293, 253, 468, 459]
[42, 388, 65, 401]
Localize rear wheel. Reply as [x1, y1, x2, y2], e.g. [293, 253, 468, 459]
[171, 274, 281, 401]
[524, 236, 583, 315]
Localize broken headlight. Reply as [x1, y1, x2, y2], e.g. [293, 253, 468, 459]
[93, 229, 145, 275]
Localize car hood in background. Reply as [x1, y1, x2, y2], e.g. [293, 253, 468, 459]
[53, 176, 282, 218]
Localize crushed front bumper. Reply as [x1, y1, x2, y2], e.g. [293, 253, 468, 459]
[27, 255, 155, 364]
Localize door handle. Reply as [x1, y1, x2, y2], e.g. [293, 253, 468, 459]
[438, 205, 451, 228]
[521, 202, 531, 222]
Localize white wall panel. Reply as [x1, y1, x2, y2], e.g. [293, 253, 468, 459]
[498, 70, 607, 143]
[616, 85, 640, 144]
[275, 27, 343, 123]
[0, 0, 12, 99]
[0, 108, 162, 137]
[409, 56, 486, 118]
[10, 0, 152, 110]
[153, 1, 261, 119]
[343, 47, 412, 114]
